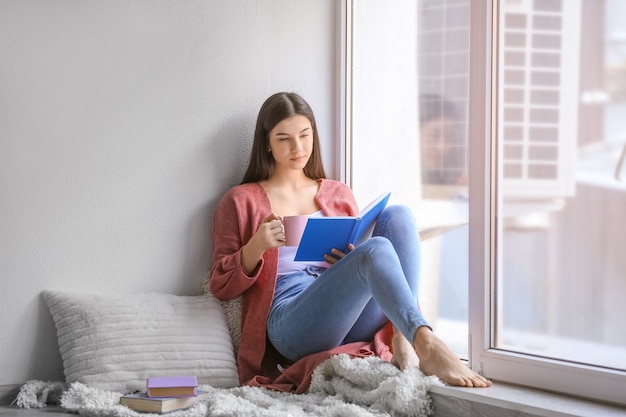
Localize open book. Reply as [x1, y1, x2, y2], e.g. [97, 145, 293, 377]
[294, 192, 391, 262]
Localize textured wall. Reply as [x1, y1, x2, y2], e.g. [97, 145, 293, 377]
[0, 0, 338, 386]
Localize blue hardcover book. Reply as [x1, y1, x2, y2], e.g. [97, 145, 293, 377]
[294, 192, 391, 262]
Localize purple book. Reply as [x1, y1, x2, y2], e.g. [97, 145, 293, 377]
[146, 375, 198, 398]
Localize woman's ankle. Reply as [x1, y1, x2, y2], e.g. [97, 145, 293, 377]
[412, 326, 437, 356]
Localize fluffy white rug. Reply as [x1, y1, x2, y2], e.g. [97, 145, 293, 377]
[15, 355, 442, 417]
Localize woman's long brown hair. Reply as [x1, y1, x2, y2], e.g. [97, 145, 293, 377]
[241, 92, 327, 184]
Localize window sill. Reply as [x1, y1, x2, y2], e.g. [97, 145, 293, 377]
[429, 383, 626, 417]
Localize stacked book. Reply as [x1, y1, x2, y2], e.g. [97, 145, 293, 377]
[119, 376, 208, 413]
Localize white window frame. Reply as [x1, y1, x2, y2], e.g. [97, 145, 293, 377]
[468, 0, 626, 406]
[341, 0, 626, 407]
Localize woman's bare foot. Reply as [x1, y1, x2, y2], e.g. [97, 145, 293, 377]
[413, 326, 492, 388]
[391, 327, 420, 370]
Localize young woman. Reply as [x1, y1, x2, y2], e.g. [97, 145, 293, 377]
[209, 92, 491, 392]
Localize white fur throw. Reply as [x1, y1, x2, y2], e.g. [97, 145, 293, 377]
[43, 291, 239, 393]
[15, 355, 442, 417]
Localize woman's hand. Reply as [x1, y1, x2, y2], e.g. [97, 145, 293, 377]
[252, 213, 286, 250]
[241, 213, 285, 275]
[324, 243, 355, 265]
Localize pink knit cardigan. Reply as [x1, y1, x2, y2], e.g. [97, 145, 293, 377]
[209, 179, 394, 393]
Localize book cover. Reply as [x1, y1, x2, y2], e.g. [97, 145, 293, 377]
[146, 375, 198, 398]
[294, 192, 391, 262]
[120, 391, 209, 414]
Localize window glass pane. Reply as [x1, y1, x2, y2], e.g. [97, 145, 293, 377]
[495, 0, 626, 371]
[350, 0, 471, 359]
[417, 0, 471, 359]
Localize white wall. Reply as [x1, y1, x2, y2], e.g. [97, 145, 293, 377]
[0, 0, 339, 390]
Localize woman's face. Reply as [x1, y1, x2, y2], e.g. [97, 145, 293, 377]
[268, 114, 314, 173]
[420, 116, 457, 168]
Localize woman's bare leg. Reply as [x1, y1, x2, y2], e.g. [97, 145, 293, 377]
[391, 326, 420, 370]
[413, 326, 492, 387]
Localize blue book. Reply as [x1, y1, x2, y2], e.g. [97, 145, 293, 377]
[294, 192, 391, 261]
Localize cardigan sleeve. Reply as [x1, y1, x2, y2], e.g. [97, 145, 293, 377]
[209, 187, 263, 301]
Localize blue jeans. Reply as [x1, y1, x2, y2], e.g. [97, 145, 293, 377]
[267, 205, 430, 362]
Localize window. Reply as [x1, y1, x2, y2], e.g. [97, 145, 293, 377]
[417, 0, 472, 359]
[343, 0, 626, 406]
[346, 0, 470, 361]
[471, 0, 626, 405]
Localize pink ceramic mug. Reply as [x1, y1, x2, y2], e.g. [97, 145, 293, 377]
[282, 215, 309, 247]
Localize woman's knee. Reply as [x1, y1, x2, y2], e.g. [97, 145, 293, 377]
[359, 236, 396, 258]
[376, 205, 418, 237]
[380, 204, 414, 223]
